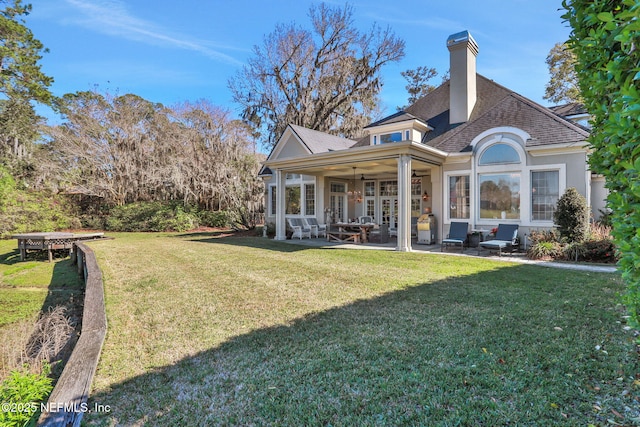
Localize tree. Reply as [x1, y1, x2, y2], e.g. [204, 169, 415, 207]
[0, 0, 54, 164]
[41, 92, 263, 226]
[562, 0, 640, 326]
[554, 187, 588, 243]
[0, 0, 53, 103]
[228, 2, 405, 150]
[543, 42, 582, 104]
[42, 91, 172, 206]
[401, 66, 447, 106]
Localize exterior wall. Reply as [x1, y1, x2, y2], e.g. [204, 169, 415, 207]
[590, 175, 609, 220]
[528, 151, 588, 196]
[441, 136, 594, 246]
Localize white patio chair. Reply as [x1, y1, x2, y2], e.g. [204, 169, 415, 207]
[304, 218, 326, 238]
[287, 218, 311, 239]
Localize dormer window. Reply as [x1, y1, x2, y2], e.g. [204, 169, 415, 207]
[380, 132, 403, 144]
[367, 116, 432, 146]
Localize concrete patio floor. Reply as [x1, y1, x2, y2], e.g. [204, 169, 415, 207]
[280, 237, 618, 273]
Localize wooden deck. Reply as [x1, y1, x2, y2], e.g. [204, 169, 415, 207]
[13, 232, 105, 262]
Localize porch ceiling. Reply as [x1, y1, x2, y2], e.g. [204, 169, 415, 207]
[264, 141, 445, 178]
[290, 158, 432, 179]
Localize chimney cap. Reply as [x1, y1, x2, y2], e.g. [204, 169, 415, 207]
[447, 30, 479, 53]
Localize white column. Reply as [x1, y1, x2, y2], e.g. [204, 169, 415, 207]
[274, 169, 287, 240]
[396, 154, 412, 252]
[316, 175, 325, 223]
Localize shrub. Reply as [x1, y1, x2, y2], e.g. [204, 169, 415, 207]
[0, 364, 53, 427]
[527, 228, 560, 245]
[526, 226, 618, 264]
[198, 210, 231, 228]
[560, 241, 588, 262]
[563, 0, 640, 325]
[580, 238, 618, 264]
[106, 202, 198, 232]
[528, 241, 562, 260]
[554, 187, 589, 243]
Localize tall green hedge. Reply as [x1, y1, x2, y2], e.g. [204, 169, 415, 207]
[562, 0, 640, 326]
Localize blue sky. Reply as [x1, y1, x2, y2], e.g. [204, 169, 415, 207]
[26, 0, 571, 123]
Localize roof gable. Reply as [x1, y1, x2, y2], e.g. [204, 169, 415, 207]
[289, 124, 356, 153]
[268, 124, 357, 161]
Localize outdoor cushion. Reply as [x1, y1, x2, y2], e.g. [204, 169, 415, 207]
[479, 224, 519, 256]
[441, 221, 469, 253]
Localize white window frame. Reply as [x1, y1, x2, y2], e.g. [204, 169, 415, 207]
[528, 165, 566, 225]
[474, 135, 526, 226]
[271, 175, 317, 218]
[444, 172, 471, 222]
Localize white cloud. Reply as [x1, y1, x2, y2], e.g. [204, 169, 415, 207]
[64, 0, 243, 66]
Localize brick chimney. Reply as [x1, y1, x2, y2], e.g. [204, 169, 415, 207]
[447, 31, 479, 124]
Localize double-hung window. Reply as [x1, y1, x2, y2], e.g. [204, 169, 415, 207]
[531, 170, 559, 221]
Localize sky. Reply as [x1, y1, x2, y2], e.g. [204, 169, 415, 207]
[26, 0, 572, 131]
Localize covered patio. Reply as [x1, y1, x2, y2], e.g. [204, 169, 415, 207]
[264, 139, 447, 252]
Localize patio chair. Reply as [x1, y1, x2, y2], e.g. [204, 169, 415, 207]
[287, 218, 311, 239]
[358, 216, 373, 224]
[441, 221, 469, 253]
[304, 217, 326, 238]
[478, 224, 519, 256]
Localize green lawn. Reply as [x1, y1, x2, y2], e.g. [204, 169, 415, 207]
[82, 232, 638, 426]
[0, 240, 83, 326]
[0, 239, 83, 377]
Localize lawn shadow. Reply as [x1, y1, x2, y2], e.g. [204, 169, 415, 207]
[82, 264, 636, 426]
[184, 233, 313, 253]
[0, 244, 23, 266]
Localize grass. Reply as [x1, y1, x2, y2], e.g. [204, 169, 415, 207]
[74, 232, 639, 426]
[0, 239, 83, 377]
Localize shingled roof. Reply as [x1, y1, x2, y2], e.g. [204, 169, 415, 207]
[549, 102, 587, 117]
[364, 110, 430, 129]
[393, 74, 590, 153]
[289, 124, 356, 154]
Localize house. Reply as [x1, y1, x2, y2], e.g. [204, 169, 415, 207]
[261, 30, 605, 251]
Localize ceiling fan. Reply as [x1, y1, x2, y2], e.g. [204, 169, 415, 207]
[412, 170, 430, 178]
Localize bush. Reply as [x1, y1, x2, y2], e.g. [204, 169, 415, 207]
[0, 165, 83, 238]
[106, 202, 198, 232]
[198, 210, 231, 228]
[526, 226, 618, 264]
[580, 238, 617, 264]
[554, 187, 589, 243]
[527, 228, 560, 245]
[0, 364, 53, 427]
[563, 0, 640, 328]
[528, 241, 562, 260]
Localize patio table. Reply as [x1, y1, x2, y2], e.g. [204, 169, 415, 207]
[13, 232, 105, 262]
[335, 222, 376, 243]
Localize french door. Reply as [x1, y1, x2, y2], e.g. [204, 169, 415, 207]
[381, 197, 398, 229]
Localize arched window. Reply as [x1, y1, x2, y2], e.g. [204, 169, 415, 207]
[477, 142, 522, 220]
[478, 143, 520, 165]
